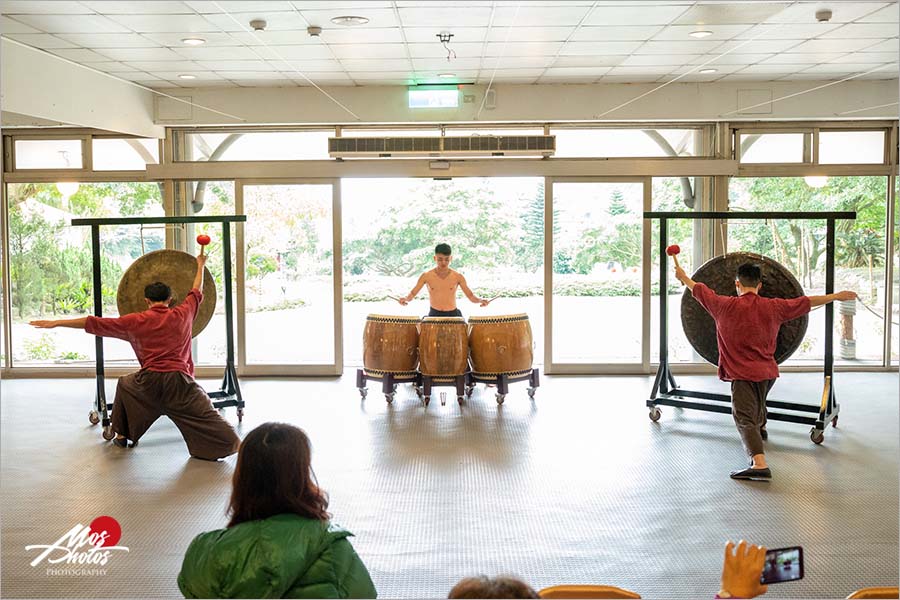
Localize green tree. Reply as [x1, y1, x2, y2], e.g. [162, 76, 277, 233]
[519, 181, 561, 272]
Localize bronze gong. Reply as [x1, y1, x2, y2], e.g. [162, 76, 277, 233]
[681, 252, 808, 365]
[116, 249, 216, 338]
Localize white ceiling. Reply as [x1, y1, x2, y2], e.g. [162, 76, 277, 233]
[1, 1, 897, 89]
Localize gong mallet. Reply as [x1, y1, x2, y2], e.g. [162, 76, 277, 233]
[197, 234, 211, 256]
[666, 244, 681, 269]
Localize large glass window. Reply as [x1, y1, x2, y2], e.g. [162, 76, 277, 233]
[183, 131, 333, 161]
[7, 181, 164, 367]
[729, 176, 889, 365]
[342, 177, 544, 366]
[819, 131, 886, 164]
[14, 139, 83, 169]
[92, 138, 160, 171]
[552, 128, 703, 158]
[738, 133, 807, 164]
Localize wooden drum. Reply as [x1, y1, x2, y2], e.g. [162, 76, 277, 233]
[468, 313, 533, 380]
[418, 317, 469, 380]
[363, 315, 420, 381]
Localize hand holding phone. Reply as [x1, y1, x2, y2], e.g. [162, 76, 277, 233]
[761, 546, 804, 584]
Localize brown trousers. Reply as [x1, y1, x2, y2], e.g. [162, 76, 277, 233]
[731, 379, 775, 458]
[112, 370, 240, 460]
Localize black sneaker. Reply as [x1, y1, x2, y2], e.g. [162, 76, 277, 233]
[730, 467, 772, 481]
[760, 428, 768, 441]
[112, 437, 137, 448]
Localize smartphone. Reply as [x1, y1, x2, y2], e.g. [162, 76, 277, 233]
[761, 546, 804, 584]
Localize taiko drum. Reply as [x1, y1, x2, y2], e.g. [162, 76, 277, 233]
[362, 315, 420, 379]
[418, 317, 469, 378]
[468, 314, 533, 378]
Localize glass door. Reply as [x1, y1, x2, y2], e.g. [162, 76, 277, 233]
[236, 180, 341, 375]
[546, 178, 651, 373]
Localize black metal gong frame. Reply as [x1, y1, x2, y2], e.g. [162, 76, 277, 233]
[71, 215, 247, 440]
[644, 211, 855, 444]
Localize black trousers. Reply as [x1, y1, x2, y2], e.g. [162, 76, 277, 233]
[731, 379, 775, 458]
[427, 308, 463, 317]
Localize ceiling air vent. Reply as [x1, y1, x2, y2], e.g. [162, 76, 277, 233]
[328, 135, 555, 158]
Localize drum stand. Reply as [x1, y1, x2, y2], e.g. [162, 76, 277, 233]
[355, 369, 418, 404]
[72, 216, 247, 440]
[470, 369, 541, 404]
[645, 211, 855, 445]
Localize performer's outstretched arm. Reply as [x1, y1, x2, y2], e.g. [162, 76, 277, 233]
[399, 274, 426, 305]
[809, 290, 857, 307]
[30, 317, 88, 329]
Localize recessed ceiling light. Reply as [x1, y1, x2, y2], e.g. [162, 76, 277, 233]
[438, 73, 456, 78]
[178, 74, 197, 80]
[699, 68, 718, 74]
[181, 37, 206, 46]
[689, 30, 714, 38]
[331, 15, 369, 26]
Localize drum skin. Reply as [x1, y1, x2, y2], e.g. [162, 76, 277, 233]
[468, 314, 533, 375]
[363, 315, 420, 373]
[418, 317, 469, 377]
[116, 250, 216, 338]
[681, 252, 808, 366]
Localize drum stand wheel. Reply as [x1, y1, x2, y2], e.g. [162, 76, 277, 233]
[236, 407, 244, 422]
[102, 425, 115, 441]
[649, 407, 662, 422]
[358, 387, 368, 399]
[89, 410, 100, 425]
[457, 395, 465, 405]
[422, 396, 431, 407]
[465, 385, 475, 399]
[810, 428, 825, 445]
[495, 393, 506, 405]
[385, 393, 395, 404]
[527, 387, 537, 399]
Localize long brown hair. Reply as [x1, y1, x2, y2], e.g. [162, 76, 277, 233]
[227, 422, 330, 527]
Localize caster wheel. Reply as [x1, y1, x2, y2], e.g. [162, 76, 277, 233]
[359, 388, 368, 399]
[649, 407, 661, 422]
[457, 396, 465, 405]
[237, 408, 244, 423]
[89, 410, 100, 425]
[423, 396, 431, 407]
[102, 426, 115, 441]
[385, 393, 394, 404]
[392, 383, 399, 392]
[495, 394, 506, 405]
[810, 428, 824, 444]
[831, 416, 838, 428]
[527, 387, 536, 399]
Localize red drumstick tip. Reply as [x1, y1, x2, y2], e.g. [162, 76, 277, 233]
[665, 244, 681, 256]
[196, 234, 211, 246]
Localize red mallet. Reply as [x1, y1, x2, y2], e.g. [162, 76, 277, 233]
[666, 244, 681, 268]
[197, 234, 211, 256]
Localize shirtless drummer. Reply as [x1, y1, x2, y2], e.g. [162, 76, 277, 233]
[398, 243, 489, 317]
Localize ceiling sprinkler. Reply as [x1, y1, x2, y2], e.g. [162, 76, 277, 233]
[249, 19, 267, 31]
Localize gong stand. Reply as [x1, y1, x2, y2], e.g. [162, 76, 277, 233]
[71, 215, 247, 438]
[644, 211, 856, 444]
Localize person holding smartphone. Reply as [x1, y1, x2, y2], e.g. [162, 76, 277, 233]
[717, 540, 804, 598]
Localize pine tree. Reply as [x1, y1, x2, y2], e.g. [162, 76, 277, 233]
[519, 182, 560, 271]
[607, 188, 628, 216]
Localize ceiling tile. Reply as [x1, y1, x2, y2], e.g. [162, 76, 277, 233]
[227, 30, 313, 45]
[109, 13, 226, 33]
[486, 26, 576, 42]
[652, 24, 754, 41]
[553, 55, 627, 67]
[329, 43, 409, 59]
[483, 68, 546, 77]
[819, 23, 900, 38]
[173, 45, 263, 60]
[733, 23, 841, 40]
[404, 27, 488, 44]
[537, 76, 598, 84]
[282, 59, 345, 71]
[406, 42, 485, 58]
[1, 1, 93, 14]
[298, 8, 398, 27]
[398, 6, 493, 28]
[481, 56, 556, 68]
[674, 2, 789, 25]
[115, 71, 161, 81]
[559, 40, 643, 55]
[196, 60, 279, 71]
[833, 51, 899, 63]
[668, 63, 746, 75]
[584, 5, 690, 26]
[344, 58, 416, 70]
[600, 74, 665, 82]
[252, 44, 334, 60]
[317, 27, 403, 44]
[396, 1, 491, 6]
[97, 47, 186, 61]
[179, 79, 239, 86]
[186, 1, 295, 12]
[858, 4, 900, 22]
[619, 53, 698, 66]
[80, 1, 196, 14]
[860, 38, 900, 52]
[152, 70, 227, 80]
[3, 33, 78, 48]
[213, 71, 288, 79]
[543, 66, 612, 77]
[802, 62, 889, 73]
[606, 65, 675, 76]
[202, 11, 307, 32]
[478, 77, 538, 84]
[348, 71, 417, 79]
[761, 52, 845, 64]
[292, 1, 394, 7]
[491, 5, 592, 27]
[55, 33, 162, 47]
[285, 71, 347, 80]
[135, 80, 181, 88]
[775, 72, 858, 80]
[734, 64, 808, 75]
[127, 60, 205, 70]
[140, 31, 240, 47]
[11, 14, 131, 33]
[0, 16, 40, 34]
[569, 26, 664, 42]
[484, 41, 563, 56]
[789, 38, 883, 53]
[632, 40, 722, 54]
[92, 61, 140, 72]
[718, 71, 789, 81]
[711, 38, 807, 54]
[410, 57, 482, 70]
[689, 53, 774, 65]
[767, 2, 891, 24]
[50, 48, 115, 62]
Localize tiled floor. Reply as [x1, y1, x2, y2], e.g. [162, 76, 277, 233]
[1, 372, 897, 599]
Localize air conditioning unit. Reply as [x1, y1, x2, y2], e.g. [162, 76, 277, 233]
[328, 135, 555, 158]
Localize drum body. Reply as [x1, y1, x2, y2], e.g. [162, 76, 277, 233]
[418, 317, 469, 379]
[681, 252, 808, 365]
[468, 314, 533, 379]
[116, 249, 216, 338]
[362, 315, 420, 380]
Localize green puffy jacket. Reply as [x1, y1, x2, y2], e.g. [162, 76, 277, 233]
[178, 514, 377, 599]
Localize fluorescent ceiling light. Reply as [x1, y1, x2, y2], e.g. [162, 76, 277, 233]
[181, 37, 206, 45]
[438, 73, 456, 78]
[689, 30, 713, 38]
[331, 15, 369, 26]
[178, 74, 197, 80]
[699, 68, 718, 74]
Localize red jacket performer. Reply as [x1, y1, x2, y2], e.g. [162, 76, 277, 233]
[31, 253, 240, 461]
[675, 261, 857, 482]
